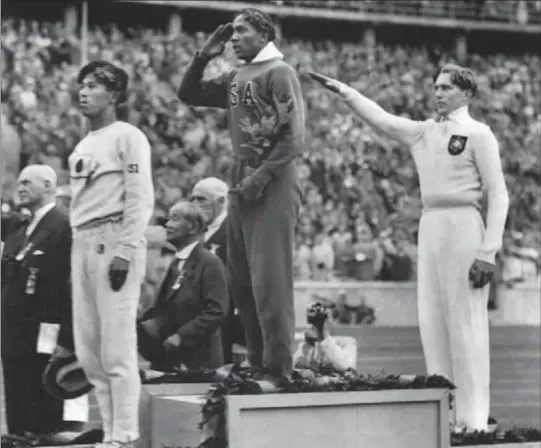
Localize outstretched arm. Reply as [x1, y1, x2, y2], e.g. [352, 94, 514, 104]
[309, 72, 426, 148]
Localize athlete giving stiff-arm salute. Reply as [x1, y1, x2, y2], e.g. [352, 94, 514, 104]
[177, 9, 305, 381]
[69, 61, 154, 447]
[310, 65, 509, 432]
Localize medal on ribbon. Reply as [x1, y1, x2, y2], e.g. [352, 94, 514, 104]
[172, 269, 187, 291]
[26, 267, 39, 295]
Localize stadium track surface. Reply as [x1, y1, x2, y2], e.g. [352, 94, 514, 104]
[1, 326, 539, 432]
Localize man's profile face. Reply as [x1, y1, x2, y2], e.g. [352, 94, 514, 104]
[78, 73, 115, 118]
[230, 15, 267, 62]
[190, 184, 222, 224]
[17, 172, 47, 209]
[165, 205, 193, 243]
[433, 72, 469, 116]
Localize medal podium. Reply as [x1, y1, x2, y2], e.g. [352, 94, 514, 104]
[149, 386, 451, 448]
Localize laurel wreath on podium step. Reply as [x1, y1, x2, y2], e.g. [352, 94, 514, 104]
[195, 365, 463, 448]
[139, 364, 541, 448]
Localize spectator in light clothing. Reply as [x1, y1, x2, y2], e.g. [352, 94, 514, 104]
[294, 237, 313, 280]
[502, 232, 540, 284]
[1, 109, 21, 202]
[311, 233, 335, 280]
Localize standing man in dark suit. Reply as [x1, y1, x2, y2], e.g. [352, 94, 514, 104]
[190, 177, 247, 364]
[137, 201, 229, 371]
[1, 165, 82, 437]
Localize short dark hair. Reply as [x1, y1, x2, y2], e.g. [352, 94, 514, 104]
[235, 8, 276, 42]
[77, 60, 128, 104]
[433, 63, 478, 98]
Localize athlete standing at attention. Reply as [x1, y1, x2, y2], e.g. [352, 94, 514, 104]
[69, 61, 154, 447]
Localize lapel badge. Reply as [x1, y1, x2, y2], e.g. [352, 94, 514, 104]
[25, 267, 39, 295]
[96, 244, 105, 254]
[172, 269, 187, 291]
[16, 242, 34, 261]
[448, 135, 468, 156]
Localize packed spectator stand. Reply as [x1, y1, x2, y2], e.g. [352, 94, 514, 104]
[259, 0, 541, 25]
[1, 0, 540, 284]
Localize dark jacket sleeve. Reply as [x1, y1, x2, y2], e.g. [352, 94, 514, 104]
[177, 52, 232, 109]
[56, 223, 74, 351]
[176, 255, 229, 347]
[249, 63, 306, 189]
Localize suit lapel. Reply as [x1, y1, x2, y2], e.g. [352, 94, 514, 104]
[206, 220, 226, 247]
[165, 243, 202, 301]
[15, 208, 60, 261]
[154, 259, 179, 307]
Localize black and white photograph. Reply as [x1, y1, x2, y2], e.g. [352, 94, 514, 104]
[1, 1, 540, 448]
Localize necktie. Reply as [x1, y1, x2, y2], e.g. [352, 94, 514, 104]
[168, 257, 187, 294]
[169, 257, 182, 279]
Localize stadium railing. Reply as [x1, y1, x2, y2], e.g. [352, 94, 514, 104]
[125, 0, 541, 33]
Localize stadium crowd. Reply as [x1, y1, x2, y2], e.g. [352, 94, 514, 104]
[261, 0, 541, 24]
[1, 16, 540, 283]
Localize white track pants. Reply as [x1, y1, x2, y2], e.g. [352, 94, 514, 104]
[72, 222, 146, 443]
[417, 207, 490, 431]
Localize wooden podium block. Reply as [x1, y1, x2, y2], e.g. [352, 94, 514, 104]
[226, 389, 450, 448]
[151, 388, 449, 448]
[151, 395, 206, 448]
[138, 384, 211, 448]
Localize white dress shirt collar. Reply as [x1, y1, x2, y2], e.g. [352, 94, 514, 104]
[248, 42, 284, 64]
[25, 201, 55, 237]
[175, 240, 199, 260]
[445, 105, 470, 123]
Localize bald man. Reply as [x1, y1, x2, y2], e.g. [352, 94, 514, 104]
[190, 178, 229, 264]
[190, 177, 246, 363]
[1, 165, 84, 437]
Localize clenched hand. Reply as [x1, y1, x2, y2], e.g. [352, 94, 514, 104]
[468, 259, 494, 289]
[109, 256, 129, 292]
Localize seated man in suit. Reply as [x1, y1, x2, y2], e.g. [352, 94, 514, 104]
[137, 201, 229, 371]
[190, 177, 247, 364]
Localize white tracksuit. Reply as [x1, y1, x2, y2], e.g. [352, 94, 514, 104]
[341, 87, 509, 431]
[69, 121, 154, 443]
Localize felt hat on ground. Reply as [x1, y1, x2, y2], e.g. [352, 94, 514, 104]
[43, 351, 93, 399]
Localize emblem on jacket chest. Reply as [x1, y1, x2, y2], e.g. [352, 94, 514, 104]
[448, 135, 468, 156]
